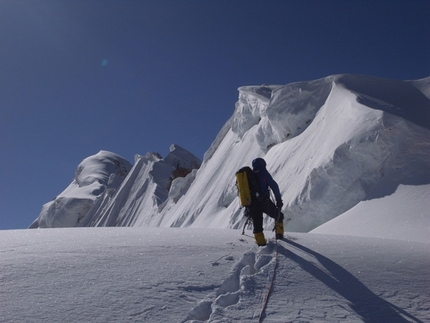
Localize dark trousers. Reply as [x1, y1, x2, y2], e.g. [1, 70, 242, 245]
[246, 197, 284, 234]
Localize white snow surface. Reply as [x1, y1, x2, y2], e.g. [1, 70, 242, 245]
[30, 74, 430, 235]
[311, 183, 430, 243]
[5, 74, 430, 322]
[2, 226, 429, 322]
[29, 151, 133, 228]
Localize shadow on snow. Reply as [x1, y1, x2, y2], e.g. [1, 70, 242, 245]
[280, 239, 423, 323]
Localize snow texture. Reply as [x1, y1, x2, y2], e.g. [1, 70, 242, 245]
[30, 74, 430, 237]
[4, 74, 430, 322]
[29, 151, 132, 228]
[2, 226, 429, 322]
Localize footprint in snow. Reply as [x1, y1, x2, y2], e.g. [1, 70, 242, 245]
[183, 246, 276, 322]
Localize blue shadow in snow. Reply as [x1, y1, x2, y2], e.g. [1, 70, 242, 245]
[280, 239, 423, 323]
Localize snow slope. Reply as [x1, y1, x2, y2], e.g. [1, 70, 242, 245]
[30, 145, 201, 228]
[2, 227, 429, 322]
[7, 74, 430, 322]
[30, 74, 430, 238]
[311, 183, 430, 243]
[157, 74, 430, 233]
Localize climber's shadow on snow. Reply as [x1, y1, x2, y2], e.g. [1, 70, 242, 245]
[280, 239, 423, 323]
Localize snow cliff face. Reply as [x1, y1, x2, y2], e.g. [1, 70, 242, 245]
[30, 74, 430, 232]
[80, 144, 202, 227]
[157, 74, 430, 232]
[30, 145, 201, 228]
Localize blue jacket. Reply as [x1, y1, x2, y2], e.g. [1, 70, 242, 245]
[254, 168, 282, 201]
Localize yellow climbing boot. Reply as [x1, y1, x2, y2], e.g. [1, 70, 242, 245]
[275, 222, 284, 240]
[254, 232, 267, 246]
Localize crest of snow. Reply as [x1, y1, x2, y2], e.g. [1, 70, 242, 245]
[30, 74, 430, 243]
[29, 151, 132, 228]
[155, 74, 430, 235]
[76, 144, 201, 227]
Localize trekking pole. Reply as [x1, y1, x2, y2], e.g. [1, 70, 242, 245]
[242, 215, 253, 235]
[273, 209, 282, 232]
[269, 189, 280, 232]
[241, 217, 249, 235]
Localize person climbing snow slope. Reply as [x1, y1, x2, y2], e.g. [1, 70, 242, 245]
[247, 157, 284, 246]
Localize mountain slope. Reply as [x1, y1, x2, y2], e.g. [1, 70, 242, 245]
[157, 74, 430, 232]
[30, 145, 201, 228]
[30, 74, 430, 235]
[311, 183, 430, 243]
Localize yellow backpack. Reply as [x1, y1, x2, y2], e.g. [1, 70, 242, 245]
[235, 166, 261, 207]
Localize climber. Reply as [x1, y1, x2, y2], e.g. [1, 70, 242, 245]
[247, 158, 284, 246]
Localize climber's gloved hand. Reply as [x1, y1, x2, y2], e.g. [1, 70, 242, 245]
[276, 199, 283, 210]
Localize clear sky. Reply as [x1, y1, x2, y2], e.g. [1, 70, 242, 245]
[1, 0, 429, 230]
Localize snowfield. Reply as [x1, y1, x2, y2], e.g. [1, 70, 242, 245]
[4, 74, 430, 322]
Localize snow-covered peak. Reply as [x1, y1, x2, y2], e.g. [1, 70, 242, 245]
[73, 150, 131, 193]
[30, 145, 202, 228]
[164, 144, 202, 171]
[29, 151, 132, 228]
[30, 74, 430, 241]
[157, 74, 430, 233]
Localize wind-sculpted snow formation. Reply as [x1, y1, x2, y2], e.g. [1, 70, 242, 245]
[30, 74, 430, 233]
[29, 151, 132, 228]
[30, 145, 201, 228]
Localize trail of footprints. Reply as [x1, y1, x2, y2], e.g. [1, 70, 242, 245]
[183, 242, 276, 322]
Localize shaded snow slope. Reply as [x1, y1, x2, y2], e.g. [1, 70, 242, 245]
[407, 76, 430, 100]
[311, 183, 430, 243]
[2, 227, 429, 322]
[30, 74, 430, 235]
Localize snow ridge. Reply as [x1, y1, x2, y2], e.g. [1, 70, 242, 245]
[31, 145, 201, 228]
[30, 74, 430, 239]
[156, 74, 430, 234]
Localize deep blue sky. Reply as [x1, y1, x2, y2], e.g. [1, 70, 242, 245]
[1, 0, 429, 230]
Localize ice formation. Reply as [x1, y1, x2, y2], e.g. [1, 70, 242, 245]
[30, 74, 430, 232]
